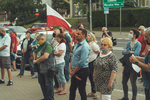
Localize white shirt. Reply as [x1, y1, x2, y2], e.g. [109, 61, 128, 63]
[89, 42, 100, 62]
[0, 34, 11, 57]
[54, 43, 66, 64]
[23, 38, 30, 50]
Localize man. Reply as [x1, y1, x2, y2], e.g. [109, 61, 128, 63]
[9, 28, 17, 71]
[0, 28, 13, 86]
[18, 31, 35, 77]
[138, 25, 149, 57]
[71, 23, 84, 45]
[60, 27, 72, 82]
[33, 34, 54, 100]
[101, 27, 112, 39]
[69, 28, 90, 100]
[130, 27, 150, 100]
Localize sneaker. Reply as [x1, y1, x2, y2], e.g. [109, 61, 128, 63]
[119, 97, 129, 100]
[7, 80, 13, 86]
[32, 74, 38, 78]
[0, 80, 5, 84]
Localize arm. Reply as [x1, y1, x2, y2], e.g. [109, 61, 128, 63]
[141, 44, 149, 56]
[54, 50, 64, 57]
[133, 42, 141, 56]
[108, 72, 116, 90]
[33, 52, 36, 60]
[68, 42, 73, 53]
[33, 53, 50, 64]
[11, 43, 15, 54]
[129, 56, 150, 72]
[122, 42, 130, 55]
[104, 31, 112, 39]
[0, 45, 7, 51]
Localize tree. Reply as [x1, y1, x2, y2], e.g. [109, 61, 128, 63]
[0, 0, 44, 25]
[124, 0, 137, 8]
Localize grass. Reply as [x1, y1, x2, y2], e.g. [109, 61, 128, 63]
[93, 27, 138, 32]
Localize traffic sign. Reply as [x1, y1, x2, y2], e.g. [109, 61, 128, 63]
[103, 0, 124, 8]
[104, 8, 109, 14]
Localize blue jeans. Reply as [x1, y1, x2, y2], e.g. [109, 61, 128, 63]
[38, 72, 54, 100]
[20, 53, 34, 75]
[64, 52, 70, 82]
[56, 62, 66, 83]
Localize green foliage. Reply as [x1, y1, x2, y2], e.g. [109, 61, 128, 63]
[0, 0, 44, 25]
[88, 8, 150, 28]
[52, 0, 70, 13]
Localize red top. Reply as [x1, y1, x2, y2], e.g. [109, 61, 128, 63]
[10, 34, 17, 52]
[138, 34, 149, 55]
[71, 30, 78, 45]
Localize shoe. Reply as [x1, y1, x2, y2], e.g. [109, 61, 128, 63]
[54, 89, 62, 93]
[119, 97, 129, 100]
[17, 73, 23, 77]
[58, 90, 67, 95]
[32, 74, 38, 78]
[7, 80, 13, 86]
[0, 80, 5, 84]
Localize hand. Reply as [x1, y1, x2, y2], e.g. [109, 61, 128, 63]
[141, 52, 145, 57]
[24, 50, 27, 53]
[129, 56, 138, 64]
[70, 53, 72, 56]
[33, 60, 37, 64]
[130, 51, 134, 54]
[108, 82, 113, 90]
[69, 70, 75, 76]
[11, 50, 13, 55]
[21, 49, 24, 53]
[124, 49, 127, 51]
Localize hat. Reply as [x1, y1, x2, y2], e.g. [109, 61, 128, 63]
[26, 30, 32, 34]
[9, 28, 15, 32]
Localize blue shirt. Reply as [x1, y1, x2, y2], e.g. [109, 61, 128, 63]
[122, 41, 141, 56]
[71, 39, 90, 69]
[142, 51, 150, 89]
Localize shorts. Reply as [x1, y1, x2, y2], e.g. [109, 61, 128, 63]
[10, 52, 16, 61]
[0, 56, 11, 69]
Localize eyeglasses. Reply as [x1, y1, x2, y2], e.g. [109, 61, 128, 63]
[138, 29, 142, 31]
[101, 44, 108, 46]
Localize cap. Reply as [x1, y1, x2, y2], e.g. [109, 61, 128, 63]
[26, 30, 32, 34]
[9, 28, 15, 32]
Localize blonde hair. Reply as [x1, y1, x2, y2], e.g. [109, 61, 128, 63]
[101, 37, 113, 50]
[88, 32, 97, 43]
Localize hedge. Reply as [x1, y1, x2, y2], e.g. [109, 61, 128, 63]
[88, 8, 150, 28]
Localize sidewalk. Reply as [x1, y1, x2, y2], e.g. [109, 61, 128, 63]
[0, 63, 145, 100]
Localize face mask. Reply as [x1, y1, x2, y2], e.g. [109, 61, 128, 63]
[0, 33, 4, 37]
[85, 38, 89, 42]
[37, 40, 43, 45]
[139, 31, 141, 34]
[102, 49, 108, 53]
[128, 33, 133, 39]
[146, 40, 150, 45]
[53, 33, 56, 37]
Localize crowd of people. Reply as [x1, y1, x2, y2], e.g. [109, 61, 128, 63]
[1, 24, 150, 100]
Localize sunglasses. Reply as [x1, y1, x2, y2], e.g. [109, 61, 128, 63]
[101, 44, 108, 46]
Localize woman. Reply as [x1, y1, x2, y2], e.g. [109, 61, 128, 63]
[86, 32, 100, 99]
[54, 34, 67, 95]
[120, 29, 141, 100]
[93, 37, 118, 100]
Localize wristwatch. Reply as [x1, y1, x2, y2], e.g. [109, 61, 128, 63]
[135, 60, 139, 65]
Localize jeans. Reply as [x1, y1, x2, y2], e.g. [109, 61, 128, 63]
[122, 68, 137, 100]
[20, 53, 34, 75]
[69, 67, 89, 100]
[56, 62, 66, 83]
[64, 52, 70, 82]
[38, 72, 54, 100]
[88, 61, 96, 93]
[145, 88, 150, 100]
[54, 75, 59, 88]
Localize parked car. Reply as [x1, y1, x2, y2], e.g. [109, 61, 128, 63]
[0, 23, 13, 27]
[27, 23, 53, 33]
[16, 30, 54, 68]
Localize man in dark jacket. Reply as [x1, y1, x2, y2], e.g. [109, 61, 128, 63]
[18, 31, 35, 77]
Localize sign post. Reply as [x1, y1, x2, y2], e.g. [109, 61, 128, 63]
[103, 0, 124, 35]
[104, 8, 109, 28]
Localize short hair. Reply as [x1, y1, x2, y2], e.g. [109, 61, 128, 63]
[77, 23, 84, 29]
[102, 27, 107, 31]
[78, 28, 87, 38]
[87, 31, 97, 43]
[0, 27, 5, 32]
[139, 25, 145, 31]
[101, 37, 113, 50]
[36, 33, 45, 39]
[130, 28, 139, 39]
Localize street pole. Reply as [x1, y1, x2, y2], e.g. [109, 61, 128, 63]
[105, 14, 107, 28]
[90, 0, 92, 31]
[120, 7, 122, 35]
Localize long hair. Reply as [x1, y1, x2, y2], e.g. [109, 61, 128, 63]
[88, 32, 97, 43]
[57, 34, 66, 43]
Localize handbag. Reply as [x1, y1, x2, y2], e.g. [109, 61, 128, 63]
[112, 38, 117, 46]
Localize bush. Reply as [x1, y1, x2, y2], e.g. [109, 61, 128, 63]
[88, 8, 150, 28]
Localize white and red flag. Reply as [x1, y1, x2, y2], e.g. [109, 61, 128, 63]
[46, 4, 72, 34]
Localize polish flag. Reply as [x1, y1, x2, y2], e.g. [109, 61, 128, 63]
[46, 4, 72, 34]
